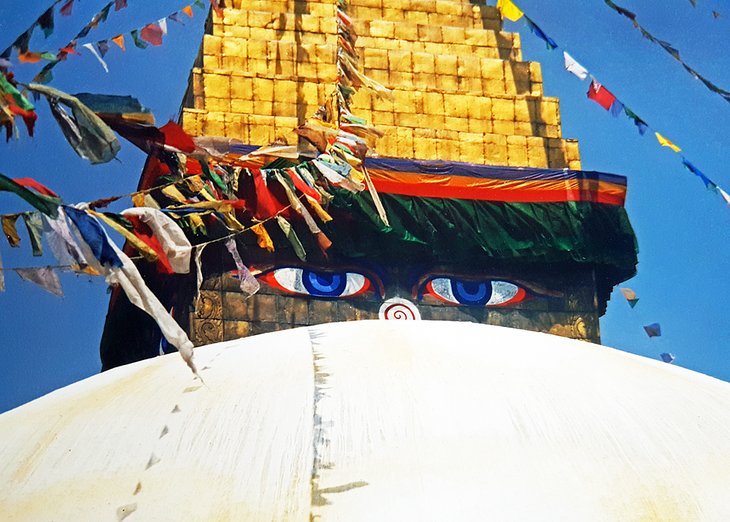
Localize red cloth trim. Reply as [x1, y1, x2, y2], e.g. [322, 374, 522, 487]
[368, 169, 627, 206]
[13, 177, 59, 197]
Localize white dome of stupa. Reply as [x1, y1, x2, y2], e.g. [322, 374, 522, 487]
[2, 320, 729, 521]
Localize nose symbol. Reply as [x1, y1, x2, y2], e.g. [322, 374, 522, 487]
[379, 297, 421, 320]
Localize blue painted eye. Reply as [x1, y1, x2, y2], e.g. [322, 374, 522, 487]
[424, 277, 527, 307]
[259, 267, 372, 298]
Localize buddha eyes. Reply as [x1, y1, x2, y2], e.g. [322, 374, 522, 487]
[257, 267, 530, 307]
[422, 277, 527, 307]
[258, 267, 375, 298]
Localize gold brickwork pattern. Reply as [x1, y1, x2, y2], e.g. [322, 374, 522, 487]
[181, 0, 581, 169]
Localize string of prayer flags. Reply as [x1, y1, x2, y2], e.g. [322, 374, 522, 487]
[643, 323, 662, 338]
[1, 0, 66, 60]
[660, 352, 676, 364]
[619, 287, 639, 308]
[29, 2, 206, 79]
[603, 0, 730, 105]
[500, 2, 730, 211]
[33, 1, 119, 83]
[496, 0, 524, 22]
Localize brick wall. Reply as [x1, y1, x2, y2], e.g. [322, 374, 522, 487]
[181, 0, 581, 168]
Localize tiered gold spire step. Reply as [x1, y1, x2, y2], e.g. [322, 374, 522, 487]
[181, 0, 581, 169]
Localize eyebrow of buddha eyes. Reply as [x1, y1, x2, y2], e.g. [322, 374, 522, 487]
[417, 276, 529, 307]
[257, 267, 381, 299]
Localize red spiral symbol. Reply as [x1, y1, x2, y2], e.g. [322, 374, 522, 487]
[382, 302, 417, 320]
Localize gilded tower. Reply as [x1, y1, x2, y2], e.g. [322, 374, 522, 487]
[101, 0, 637, 368]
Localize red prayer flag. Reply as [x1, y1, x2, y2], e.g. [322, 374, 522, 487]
[13, 178, 60, 197]
[60, 0, 74, 16]
[140, 23, 164, 46]
[160, 121, 196, 152]
[115, 0, 128, 11]
[587, 79, 616, 111]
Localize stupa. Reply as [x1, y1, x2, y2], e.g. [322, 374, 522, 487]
[100, 0, 637, 369]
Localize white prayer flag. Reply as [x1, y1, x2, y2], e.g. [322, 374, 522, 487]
[563, 51, 588, 80]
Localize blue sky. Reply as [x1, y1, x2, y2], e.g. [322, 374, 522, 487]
[1, 0, 729, 412]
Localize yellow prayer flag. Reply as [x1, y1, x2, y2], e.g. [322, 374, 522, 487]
[111, 34, 125, 51]
[250, 223, 275, 252]
[131, 192, 146, 207]
[655, 132, 681, 153]
[497, 0, 524, 22]
[161, 185, 188, 203]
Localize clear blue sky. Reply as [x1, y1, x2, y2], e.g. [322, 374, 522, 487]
[1, 0, 729, 412]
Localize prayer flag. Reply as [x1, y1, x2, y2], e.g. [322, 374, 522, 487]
[97, 40, 110, 58]
[623, 106, 648, 135]
[2, 214, 21, 247]
[587, 79, 616, 110]
[619, 287, 639, 308]
[158, 19, 168, 36]
[60, 0, 74, 17]
[682, 158, 716, 191]
[643, 323, 661, 338]
[524, 16, 557, 50]
[130, 30, 148, 49]
[168, 13, 183, 24]
[660, 352, 675, 364]
[98, 4, 112, 23]
[497, 0, 523, 21]
[140, 23, 164, 46]
[115, 0, 128, 11]
[82, 43, 109, 73]
[39, 7, 55, 38]
[655, 132, 681, 152]
[563, 51, 588, 80]
[15, 267, 63, 297]
[609, 99, 624, 118]
[112, 34, 125, 50]
[0, 58, 11, 68]
[22, 212, 44, 256]
[719, 187, 730, 206]
[182, 5, 194, 17]
[224, 237, 260, 296]
[193, 0, 206, 9]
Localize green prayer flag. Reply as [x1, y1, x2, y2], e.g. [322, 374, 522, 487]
[0, 174, 60, 217]
[130, 30, 148, 49]
[276, 215, 307, 261]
